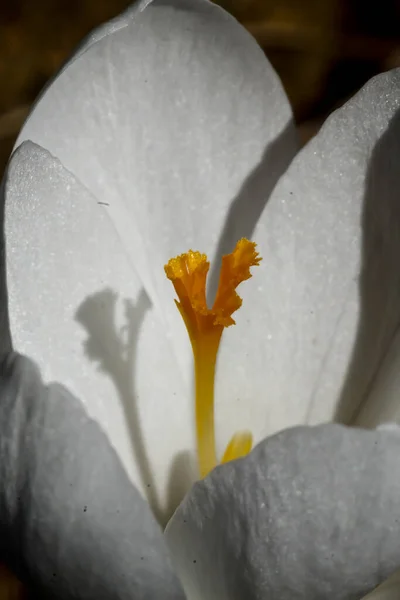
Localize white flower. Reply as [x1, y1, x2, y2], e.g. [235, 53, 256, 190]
[2, 0, 400, 598]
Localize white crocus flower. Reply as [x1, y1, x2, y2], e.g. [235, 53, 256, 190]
[2, 0, 400, 598]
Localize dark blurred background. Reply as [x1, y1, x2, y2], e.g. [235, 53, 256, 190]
[1, 0, 400, 175]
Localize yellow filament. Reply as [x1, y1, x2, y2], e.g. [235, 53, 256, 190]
[221, 431, 253, 464]
[165, 238, 261, 478]
[193, 333, 221, 477]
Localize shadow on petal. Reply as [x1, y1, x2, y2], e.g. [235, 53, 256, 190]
[207, 120, 298, 303]
[74, 287, 168, 522]
[0, 353, 185, 599]
[165, 450, 197, 521]
[335, 107, 400, 424]
[0, 178, 12, 358]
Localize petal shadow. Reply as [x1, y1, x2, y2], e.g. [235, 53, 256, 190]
[0, 177, 12, 358]
[335, 107, 400, 423]
[207, 120, 298, 303]
[74, 288, 166, 522]
[165, 450, 197, 521]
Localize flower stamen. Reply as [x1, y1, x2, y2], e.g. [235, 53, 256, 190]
[221, 431, 253, 464]
[165, 238, 261, 478]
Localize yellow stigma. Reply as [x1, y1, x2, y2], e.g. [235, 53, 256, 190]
[164, 238, 261, 478]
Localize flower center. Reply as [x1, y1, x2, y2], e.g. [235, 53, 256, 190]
[164, 238, 261, 478]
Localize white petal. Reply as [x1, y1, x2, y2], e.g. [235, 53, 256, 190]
[165, 424, 400, 600]
[8, 0, 296, 514]
[0, 352, 184, 598]
[4, 142, 194, 524]
[68, 0, 153, 62]
[338, 89, 400, 428]
[353, 327, 400, 427]
[212, 68, 400, 449]
[16, 0, 296, 373]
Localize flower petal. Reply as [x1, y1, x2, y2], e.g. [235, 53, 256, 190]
[165, 424, 400, 600]
[67, 0, 153, 63]
[7, 0, 297, 512]
[210, 68, 400, 448]
[0, 352, 184, 598]
[352, 328, 400, 428]
[16, 0, 297, 374]
[3, 141, 195, 524]
[17, 0, 296, 324]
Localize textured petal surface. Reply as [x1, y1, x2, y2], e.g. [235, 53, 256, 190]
[210, 68, 400, 442]
[24, 1, 152, 119]
[3, 142, 193, 525]
[165, 424, 400, 600]
[63, 0, 153, 65]
[0, 352, 184, 599]
[7, 0, 296, 516]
